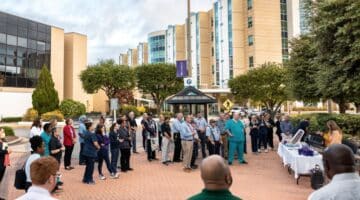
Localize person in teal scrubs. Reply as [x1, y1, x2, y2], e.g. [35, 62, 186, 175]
[225, 113, 247, 165]
[40, 123, 52, 157]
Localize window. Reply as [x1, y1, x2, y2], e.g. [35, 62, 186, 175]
[0, 33, 5, 44]
[37, 41, 45, 51]
[18, 37, 27, 48]
[6, 56, 15, 66]
[247, 0, 253, 10]
[0, 55, 5, 65]
[28, 39, 37, 50]
[249, 56, 254, 68]
[248, 35, 254, 46]
[6, 46, 17, 56]
[6, 35, 17, 46]
[248, 17, 253, 28]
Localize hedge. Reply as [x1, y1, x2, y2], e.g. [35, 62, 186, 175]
[0, 126, 15, 136]
[23, 108, 39, 121]
[41, 110, 64, 121]
[1, 117, 22, 123]
[290, 113, 360, 137]
[59, 99, 86, 118]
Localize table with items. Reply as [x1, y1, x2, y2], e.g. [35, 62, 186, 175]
[277, 142, 324, 184]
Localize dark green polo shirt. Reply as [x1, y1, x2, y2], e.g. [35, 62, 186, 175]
[188, 189, 242, 200]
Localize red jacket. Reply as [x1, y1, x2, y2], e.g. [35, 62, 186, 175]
[63, 125, 76, 146]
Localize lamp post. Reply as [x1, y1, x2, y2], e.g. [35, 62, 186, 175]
[187, 0, 192, 77]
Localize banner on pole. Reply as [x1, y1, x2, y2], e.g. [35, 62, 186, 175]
[176, 60, 188, 77]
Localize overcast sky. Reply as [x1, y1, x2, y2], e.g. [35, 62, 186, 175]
[1, 0, 213, 64]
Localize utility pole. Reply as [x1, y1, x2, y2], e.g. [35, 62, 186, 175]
[187, 0, 192, 77]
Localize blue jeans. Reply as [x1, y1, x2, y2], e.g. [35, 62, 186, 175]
[110, 148, 119, 173]
[98, 149, 113, 175]
[228, 141, 245, 163]
[83, 156, 95, 183]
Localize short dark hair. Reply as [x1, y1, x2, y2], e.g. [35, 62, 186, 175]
[30, 136, 43, 152]
[110, 123, 117, 132]
[164, 116, 170, 121]
[31, 118, 41, 129]
[65, 118, 72, 125]
[43, 123, 51, 132]
[85, 120, 93, 130]
[95, 124, 104, 135]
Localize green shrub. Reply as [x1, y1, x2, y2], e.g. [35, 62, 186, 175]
[1, 117, 22, 123]
[161, 112, 174, 118]
[290, 113, 360, 136]
[22, 108, 39, 122]
[292, 107, 327, 111]
[119, 105, 140, 117]
[59, 99, 86, 118]
[145, 106, 158, 116]
[0, 126, 15, 136]
[41, 110, 64, 122]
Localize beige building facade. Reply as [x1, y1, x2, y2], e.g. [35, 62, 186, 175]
[119, 53, 128, 65]
[137, 42, 148, 65]
[127, 48, 138, 67]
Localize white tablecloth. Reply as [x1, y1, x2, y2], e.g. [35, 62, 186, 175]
[277, 143, 324, 179]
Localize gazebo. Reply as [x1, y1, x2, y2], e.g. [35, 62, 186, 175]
[166, 86, 216, 119]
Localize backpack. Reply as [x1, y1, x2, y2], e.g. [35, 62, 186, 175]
[14, 161, 27, 190]
[310, 164, 325, 190]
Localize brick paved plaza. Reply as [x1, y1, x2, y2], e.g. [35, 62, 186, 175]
[7, 139, 314, 200]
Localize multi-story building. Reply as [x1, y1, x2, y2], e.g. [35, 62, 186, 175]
[119, 53, 128, 65]
[165, 24, 186, 64]
[187, 11, 212, 89]
[0, 11, 91, 117]
[127, 48, 138, 67]
[148, 30, 166, 63]
[211, 0, 282, 89]
[137, 42, 148, 65]
[287, 0, 310, 39]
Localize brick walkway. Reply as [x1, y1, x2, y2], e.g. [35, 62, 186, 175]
[7, 143, 314, 200]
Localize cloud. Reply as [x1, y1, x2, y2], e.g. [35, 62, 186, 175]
[1, 0, 213, 64]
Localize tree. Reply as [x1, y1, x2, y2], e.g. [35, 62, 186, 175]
[228, 62, 289, 116]
[309, 0, 360, 113]
[32, 65, 59, 115]
[80, 59, 136, 106]
[286, 35, 321, 102]
[135, 63, 183, 114]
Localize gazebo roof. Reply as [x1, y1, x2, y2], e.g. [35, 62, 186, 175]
[166, 86, 216, 104]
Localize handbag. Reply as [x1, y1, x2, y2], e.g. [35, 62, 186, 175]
[14, 161, 27, 190]
[310, 164, 324, 190]
[150, 138, 158, 151]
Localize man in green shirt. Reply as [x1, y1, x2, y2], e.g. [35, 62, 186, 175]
[188, 155, 242, 200]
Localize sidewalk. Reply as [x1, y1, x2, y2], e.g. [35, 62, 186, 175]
[7, 146, 313, 200]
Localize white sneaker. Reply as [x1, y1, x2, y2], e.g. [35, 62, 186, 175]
[265, 149, 269, 153]
[99, 175, 106, 180]
[257, 149, 261, 153]
[110, 173, 119, 179]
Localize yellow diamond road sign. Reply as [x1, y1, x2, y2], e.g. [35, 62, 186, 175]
[223, 99, 233, 111]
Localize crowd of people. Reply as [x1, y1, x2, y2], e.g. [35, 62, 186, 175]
[0, 109, 359, 200]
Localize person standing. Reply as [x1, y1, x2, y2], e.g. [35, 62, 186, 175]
[0, 128, 11, 182]
[128, 111, 138, 153]
[225, 113, 247, 165]
[142, 113, 157, 161]
[195, 113, 208, 158]
[118, 119, 133, 172]
[274, 114, 283, 142]
[40, 123, 52, 157]
[308, 144, 360, 200]
[109, 123, 120, 175]
[206, 119, 221, 155]
[158, 114, 164, 151]
[24, 136, 45, 192]
[249, 115, 260, 154]
[217, 113, 229, 159]
[30, 119, 42, 138]
[180, 115, 195, 172]
[264, 113, 275, 150]
[280, 115, 293, 137]
[82, 120, 100, 185]
[63, 118, 76, 170]
[49, 128, 64, 165]
[258, 114, 268, 153]
[191, 120, 200, 169]
[325, 120, 343, 147]
[78, 115, 87, 165]
[161, 117, 172, 165]
[96, 124, 118, 179]
[172, 113, 183, 162]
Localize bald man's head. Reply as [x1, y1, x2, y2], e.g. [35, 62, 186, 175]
[323, 144, 355, 179]
[200, 155, 232, 190]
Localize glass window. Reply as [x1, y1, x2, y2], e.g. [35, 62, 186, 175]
[6, 56, 15, 66]
[18, 18, 28, 28]
[28, 30, 37, 40]
[37, 41, 45, 51]
[0, 22, 5, 33]
[38, 24, 46, 33]
[0, 55, 5, 65]
[28, 39, 37, 49]
[6, 35, 17, 46]
[0, 33, 5, 44]
[247, 0, 253, 10]
[249, 56, 254, 68]
[37, 32, 47, 42]
[248, 35, 254, 46]
[17, 47, 27, 58]
[0, 44, 5, 54]
[18, 27, 27, 37]
[29, 21, 37, 31]
[17, 37, 27, 48]
[248, 17, 253, 28]
[6, 24, 17, 35]
[6, 46, 17, 56]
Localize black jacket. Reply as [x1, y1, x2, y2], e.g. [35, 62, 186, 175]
[0, 142, 9, 169]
